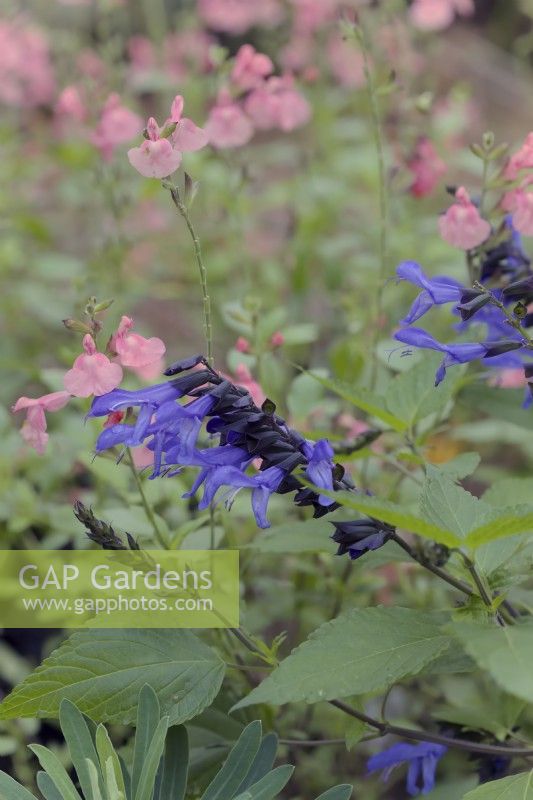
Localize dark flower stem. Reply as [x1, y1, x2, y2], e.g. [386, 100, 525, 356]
[126, 447, 170, 548]
[330, 699, 533, 758]
[390, 532, 474, 597]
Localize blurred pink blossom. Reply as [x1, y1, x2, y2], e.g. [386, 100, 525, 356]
[409, 0, 474, 31]
[12, 391, 71, 454]
[55, 85, 87, 123]
[205, 91, 254, 149]
[64, 335, 123, 398]
[0, 18, 55, 108]
[231, 44, 273, 90]
[327, 32, 365, 87]
[111, 315, 166, 371]
[271, 332, 284, 347]
[438, 187, 491, 249]
[77, 49, 107, 81]
[488, 369, 527, 389]
[290, 0, 339, 34]
[407, 137, 446, 198]
[511, 190, 533, 236]
[198, 0, 283, 34]
[91, 93, 142, 161]
[504, 133, 533, 181]
[131, 445, 155, 469]
[232, 364, 266, 407]
[235, 337, 251, 352]
[280, 34, 314, 73]
[245, 75, 311, 132]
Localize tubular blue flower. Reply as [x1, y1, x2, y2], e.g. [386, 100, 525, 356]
[303, 439, 335, 506]
[196, 465, 285, 528]
[367, 742, 447, 797]
[480, 216, 531, 282]
[331, 519, 393, 560]
[394, 327, 525, 385]
[397, 261, 463, 324]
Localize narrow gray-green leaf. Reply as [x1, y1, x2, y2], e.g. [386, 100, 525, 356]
[0, 773, 38, 800]
[236, 733, 278, 794]
[36, 772, 62, 800]
[233, 608, 451, 710]
[157, 725, 188, 800]
[233, 765, 294, 800]
[450, 622, 533, 704]
[59, 699, 103, 800]
[95, 724, 126, 800]
[134, 716, 169, 800]
[0, 630, 225, 725]
[28, 745, 83, 800]
[202, 720, 262, 800]
[132, 685, 160, 800]
[462, 770, 533, 799]
[314, 785, 353, 800]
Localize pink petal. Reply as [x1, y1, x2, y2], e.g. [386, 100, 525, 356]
[172, 118, 209, 152]
[64, 354, 123, 397]
[128, 139, 182, 178]
[115, 332, 166, 368]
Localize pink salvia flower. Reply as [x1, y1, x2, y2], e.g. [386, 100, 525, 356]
[245, 75, 311, 132]
[409, 0, 474, 31]
[438, 187, 491, 249]
[91, 93, 142, 161]
[12, 391, 71, 455]
[231, 44, 274, 90]
[512, 190, 533, 236]
[55, 85, 86, 122]
[235, 337, 251, 353]
[408, 137, 446, 198]
[233, 364, 266, 407]
[128, 116, 183, 178]
[504, 133, 533, 181]
[205, 91, 254, 149]
[0, 19, 56, 108]
[111, 315, 166, 369]
[169, 94, 209, 152]
[270, 331, 284, 347]
[63, 335, 123, 398]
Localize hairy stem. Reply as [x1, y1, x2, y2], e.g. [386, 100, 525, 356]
[330, 699, 533, 758]
[126, 447, 170, 548]
[390, 532, 474, 597]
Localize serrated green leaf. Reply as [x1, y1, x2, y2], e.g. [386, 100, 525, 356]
[134, 717, 169, 800]
[386, 356, 462, 428]
[59, 699, 103, 800]
[436, 453, 480, 480]
[321, 489, 460, 547]
[202, 721, 262, 800]
[28, 745, 83, 800]
[449, 621, 533, 704]
[0, 773, 38, 800]
[233, 608, 451, 710]
[0, 630, 224, 725]
[233, 765, 294, 800]
[305, 371, 407, 432]
[462, 771, 533, 799]
[466, 506, 533, 548]
[420, 468, 488, 540]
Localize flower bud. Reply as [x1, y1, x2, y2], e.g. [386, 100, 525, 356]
[62, 318, 93, 334]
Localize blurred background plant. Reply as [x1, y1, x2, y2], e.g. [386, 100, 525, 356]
[2, 1, 533, 798]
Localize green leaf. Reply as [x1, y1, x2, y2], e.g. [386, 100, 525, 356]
[233, 766, 294, 800]
[202, 720, 263, 800]
[483, 479, 533, 507]
[420, 468, 488, 540]
[36, 772, 63, 800]
[0, 773, 38, 800]
[233, 608, 451, 710]
[0, 630, 225, 725]
[134, 717, 169, 800]
[344, 718, 367, 751]
[132, 686, 161, 800]
[246, 519, 335, 554]
[95, 725, 127, 800]
[322, 489, 460, 547]
[59, 699, 103, 800]
[466, 506, 533, 548]
[450, 621, 533, 704]
[433, 453, 480, 481]
[236, 733, 278, 794]
[28, 745, 83, 800]
[157, 726, 188, 800]
[314, 786, 353, 800]
[306, 372, 407, 432]
[462, 771, 533, 799]
[385, 356, 462, 428]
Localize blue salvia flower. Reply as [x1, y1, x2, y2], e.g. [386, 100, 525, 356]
[367, 742, 447, 796]
[331, 519, 393, 560]
[303, 439, 336, 506]
[397, 261, 463, 324]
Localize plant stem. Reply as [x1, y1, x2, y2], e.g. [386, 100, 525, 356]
[390, 532, 474, 597]
[126, 448, 170, 549]
[168, 186, 214, 367]
[355, 23, 389, 389]
[330, 699, 533, 758]
[458, 551, 506, 626]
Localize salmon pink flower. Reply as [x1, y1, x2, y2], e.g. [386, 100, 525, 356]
[111, 315, 166, 371]
[409, 0, 474, 31]
[504, 132, 533, 181]
[438, 187, 491, 249]
[205, 91, 254, 149]
[64, 335, 123, 398]
[198, 0, 283, 34]
[511, 190, 533, 236]
[229, 364, 266, 407]
[91, 93, 142, 161]
[235, 337, 251, 353]
[245, 75, 311, 132]
[231, 44, 273, 90]
[55, 85, 86, 123]
[408, 138, 446, 198]
[168, 95, 209, 152]
[12, 391, 71, 454]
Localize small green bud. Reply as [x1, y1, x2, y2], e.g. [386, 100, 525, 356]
[63, 319, 93, 334]
[415, 91, 434, 113]
[514, 301, 528, 319]
[93, 298, 114, 313]
[261, 398, 276, 415]
[482, 131, 495, 151]
[469, 142, 485, 159]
